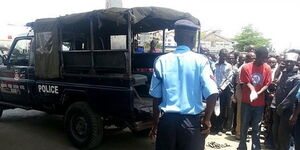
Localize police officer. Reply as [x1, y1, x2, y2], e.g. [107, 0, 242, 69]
[149, 19, 218, 150]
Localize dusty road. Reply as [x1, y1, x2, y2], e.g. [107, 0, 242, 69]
[0, 109, 251, 150]
[0, 109, 153, 150]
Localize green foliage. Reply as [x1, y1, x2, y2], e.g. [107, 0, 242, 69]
[144, 42, 150, 50]
[233, 24, 271, 52]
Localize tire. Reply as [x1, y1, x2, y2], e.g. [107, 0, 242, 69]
[64, 101, 103, 149]
[0, 105, 6, 118]
[0, 107, 3, 118]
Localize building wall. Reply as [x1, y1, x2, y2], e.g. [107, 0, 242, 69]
[201, 31, 234, 54]
[201, 41, 234, 53]
[106, 0, 122, 8]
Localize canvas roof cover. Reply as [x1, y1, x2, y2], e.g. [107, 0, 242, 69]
[32, 7, 200, 78]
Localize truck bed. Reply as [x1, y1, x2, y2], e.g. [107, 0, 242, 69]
[134, 97, 153, 113]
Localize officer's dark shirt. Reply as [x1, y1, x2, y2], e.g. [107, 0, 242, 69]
[275, 70, 298, 106]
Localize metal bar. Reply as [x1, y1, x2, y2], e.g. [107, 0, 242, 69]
[58, 18, 64, 76]
[90, 19, 95, 50]
[127, 13, 132, 77]
[61, 49, 128, 53]
[197, 30, 201, 53]
[162, 29, 165, 53]
[63, 72, 129, 80]
[90, 19, 95, 72]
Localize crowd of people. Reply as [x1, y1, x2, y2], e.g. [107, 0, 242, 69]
[201, 46, 300, 150]
[148, 19, 299, 150]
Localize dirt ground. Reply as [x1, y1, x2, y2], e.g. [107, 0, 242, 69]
[0, 108, 273, 150]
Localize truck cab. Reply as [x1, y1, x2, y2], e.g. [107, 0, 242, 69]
[0, 36, 34, 107]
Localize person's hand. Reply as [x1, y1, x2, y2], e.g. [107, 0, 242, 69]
[250, 90, 258, 102]
[232, 97, 237, 103]
[289, 114, 298, 126]
[201, 119, 211, 138]
[149, 125, 158, 140]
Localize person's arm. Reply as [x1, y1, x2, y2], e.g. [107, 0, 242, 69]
[149, 98, 162, 139]
[246, 82, 256, 92]
[240, 65, 253, 91]
[201, 93, 218, 137]
[199, 60, 219, 137]
[203, 94, 218, 121]
[152, 98, 162, 125]
[148, 58, 163, 140]
[258, 67, 273, 95]
[257, 85, 268, 95]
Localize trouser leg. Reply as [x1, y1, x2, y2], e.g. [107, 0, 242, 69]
[225, 96, 235, 131]
[272, 109, 280, 150]
[220, 89, 231, 131]
[219, 91, 227, 131]
[251, 106, 264, 150]
[156, 114, 177, 150]
[264, 108, 274, 147]
[177, 115, 205, 150]
[232, 101, 237, 133]
[295, 116, 300, 150]
[238, 103, 252, 150]
[277, 111, 293, 150]
[211, 112, 219, 133]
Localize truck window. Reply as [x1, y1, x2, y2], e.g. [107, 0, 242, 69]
[10, 39, 31, 66]
[110, 35, 126, 50]
[62, 42, 71, 51]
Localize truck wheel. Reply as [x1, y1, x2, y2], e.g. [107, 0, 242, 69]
[65, 102, 103, 149]
[0, 107, 3, 118]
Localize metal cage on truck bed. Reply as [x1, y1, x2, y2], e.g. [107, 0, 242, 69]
[28, 7, 201, 79]
[62, 50, 128, 73]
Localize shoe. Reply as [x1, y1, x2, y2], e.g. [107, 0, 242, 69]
[217, 132, 222, 136]
[231, 130, 236, 135]
[222, 129, 227, 133]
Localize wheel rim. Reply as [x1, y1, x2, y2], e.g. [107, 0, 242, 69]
[70, 113, 88, 142]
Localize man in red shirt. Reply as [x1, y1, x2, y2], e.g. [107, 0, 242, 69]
[237, 47, 272, 150]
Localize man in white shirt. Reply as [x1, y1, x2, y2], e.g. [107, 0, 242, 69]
[214, 49, 233, 133]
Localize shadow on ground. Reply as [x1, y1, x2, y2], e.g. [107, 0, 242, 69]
[0, 109, 154, 150]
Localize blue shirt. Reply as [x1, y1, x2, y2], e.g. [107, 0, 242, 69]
[149, 45, 218, 115]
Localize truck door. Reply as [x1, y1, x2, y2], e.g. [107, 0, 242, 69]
[0, 37, 33, 106]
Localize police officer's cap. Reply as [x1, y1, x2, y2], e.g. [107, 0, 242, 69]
[174, 19, 200, 31]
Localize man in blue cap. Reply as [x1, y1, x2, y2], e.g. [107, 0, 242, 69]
[149, 19, 218, 150]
